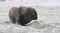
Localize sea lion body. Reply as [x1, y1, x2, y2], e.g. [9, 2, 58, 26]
[9, 6, 37, 26]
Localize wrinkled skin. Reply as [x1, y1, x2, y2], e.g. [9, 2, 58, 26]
[9, 6, 37, 26]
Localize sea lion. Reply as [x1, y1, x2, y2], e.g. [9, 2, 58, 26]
[9, 6, 37, 26]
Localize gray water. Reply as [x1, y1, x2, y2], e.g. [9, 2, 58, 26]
[0, 0, 60, 33]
